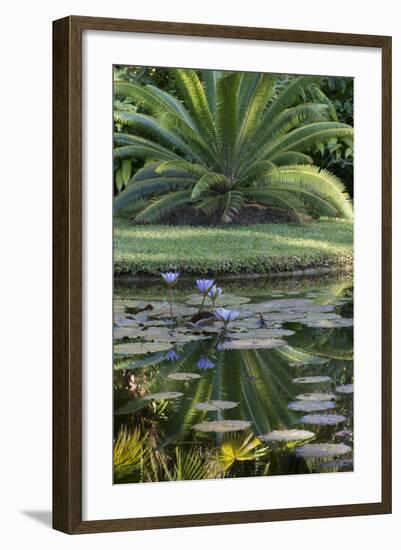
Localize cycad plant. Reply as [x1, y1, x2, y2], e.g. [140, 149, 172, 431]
[113, 69, 354, 223]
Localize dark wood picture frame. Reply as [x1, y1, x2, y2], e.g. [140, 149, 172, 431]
[53, 15, 392, 534]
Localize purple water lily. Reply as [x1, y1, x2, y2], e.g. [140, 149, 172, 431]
[161, 271, 180, 286]
[197, 357, 216, 370]
[196, 279, 215, 294]
[165, 348, 180, 362]
[215, 307, 240, 328]
[161, 271, 179, 321]
[216, 340, 227, 352]
[196, 279, 215, 313]
[208, 285, 223, 300]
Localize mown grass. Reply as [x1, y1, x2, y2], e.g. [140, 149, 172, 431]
[114, 218, 353, 277]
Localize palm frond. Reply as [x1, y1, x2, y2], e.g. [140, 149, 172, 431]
[114, 140, 182, 163]
[265, 122, 354, 158]
[270, 151, 314, 166]
[216, 72, 241, 175]
[145, 84, 196, 128]
[172, 68, 218, 153]
[202, 69, 223, 115]
[114, 111, 200, 161]
[134, 190, 193, 222]
[235, 73, 276, 154]
[264, 75, 321, 123]
[252, 164, 353, 218]
[114, 177, 196, 211]
[191, 172, 230, 199]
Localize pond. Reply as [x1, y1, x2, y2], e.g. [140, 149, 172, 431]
[113, 273, 353, 483]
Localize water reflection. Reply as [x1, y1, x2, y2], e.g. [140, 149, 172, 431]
[113, 274, 353, 483]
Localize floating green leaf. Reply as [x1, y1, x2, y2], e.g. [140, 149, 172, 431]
[192, 420, 252, 433]
[295, 443, 352, 458]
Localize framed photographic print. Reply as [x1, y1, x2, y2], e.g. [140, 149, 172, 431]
[52, 16, 392, 534]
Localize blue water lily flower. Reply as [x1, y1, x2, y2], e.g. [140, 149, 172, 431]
[197, 357, 216, 370]
[215, 307, 240, 327]
[165, 348, 180, 362]
[161, 271, 180, 285]
[196, 279, 215, 294]
[208, 285, 223, 300]
[216, 340, 227, 352]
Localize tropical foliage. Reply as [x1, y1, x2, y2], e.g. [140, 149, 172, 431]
[113, 69, 354, 223]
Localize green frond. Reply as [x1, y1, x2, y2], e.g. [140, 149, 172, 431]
[265, 75, 321, 122]
[308, 84, 339, 121]
[191, 172, 229, 199]
[114, 111, 200, 161]
[237, 72, 262, 116]
[219, 432, 269, 471]
[239, 103, 330, 170]
[240, 160, 277, 183]
[270, 151, 314, 166]
[114, 177, 196, 211]
[135, 190, 193, 222]
[172, 68, 218, 153]
[145, 84, 196, 128]
[253, 164, 353, 218]
[235, 73, 276, 153]
[114, 139, 183, 163]
[114, 81, 178, 115]
[265, 122, 354, 158]
[195, 190, 243, 223]
[220, 190, 244, 223]
[160, 112, 219, 167]
[155, 160, 208, 178]
[113, 426, 149, 481]
[216, 73, 241, 174]
[202, 69, 223, 115]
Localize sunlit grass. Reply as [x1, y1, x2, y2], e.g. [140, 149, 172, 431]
[114, 218, 353, 276]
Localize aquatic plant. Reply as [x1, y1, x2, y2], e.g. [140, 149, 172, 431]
[197, 356, 216, 370]
[214, 307, 240, 329]
[165, 348, 180, 361]
[208, 285, 223, 309]
[196, 278, 215, 312]
[161, 271, 179, 320]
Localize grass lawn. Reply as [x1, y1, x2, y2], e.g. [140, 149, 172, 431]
[114, 218, 353, 277]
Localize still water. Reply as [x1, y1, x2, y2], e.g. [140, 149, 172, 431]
[113, 274, 353, 483]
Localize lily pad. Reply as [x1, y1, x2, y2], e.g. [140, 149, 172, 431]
[295, 443, 352, 458]
[143, 391, 183, 401]
[335, 429, 353, 439]
[228, 328, 295, 340]
[194, 400, 239, 412]
[336, 384, 354, 394]
[260, 429, 315, 443]
[292, 376, 331, 384]
[220, 338, 286, 350]
[288, 400, 336, 412]
[192, 420, 251, 433]
[141, 328, 209, 344]
[299, 414, 346, 425]
[296, 392, 337, 401]
[167, 373, 201, 381]
[305, 318, 353, 328]
[114, 341, 173, 355]
[185, 293, 250, 306]
[113, 327, 141, 340]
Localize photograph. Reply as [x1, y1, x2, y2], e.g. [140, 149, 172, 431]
[112, 65, 355, 484]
